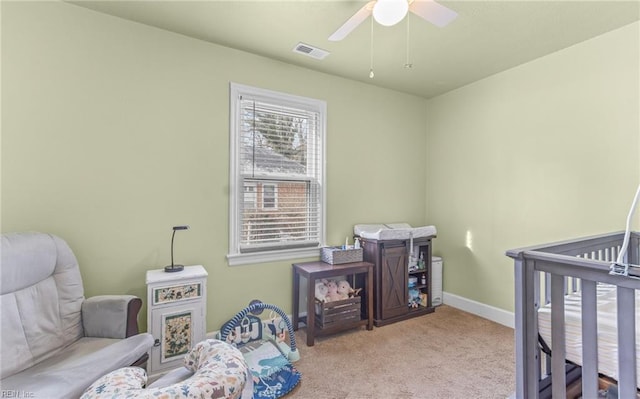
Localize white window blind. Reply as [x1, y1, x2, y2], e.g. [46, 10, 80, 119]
[228, 83, 326, 264]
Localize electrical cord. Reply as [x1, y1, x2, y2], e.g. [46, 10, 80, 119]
[610, 183, 640, 276]
[616, 183, 640, 265]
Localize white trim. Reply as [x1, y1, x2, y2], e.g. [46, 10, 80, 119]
[227, 246, 321, 266]
[229, 83, 241, 259]
[443, 291, 515, 329]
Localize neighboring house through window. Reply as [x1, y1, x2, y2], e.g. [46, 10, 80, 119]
[262, 183, 277, 209]
[244, 183, 257, 210]
[228, 83, 326, 265]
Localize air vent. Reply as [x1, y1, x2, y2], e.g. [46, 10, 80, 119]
[292, 42, 330, 60]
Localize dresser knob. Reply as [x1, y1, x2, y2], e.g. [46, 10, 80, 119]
[154, 339, 160, 347]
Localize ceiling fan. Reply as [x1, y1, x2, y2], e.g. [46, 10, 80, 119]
[328, 0, 458, 41]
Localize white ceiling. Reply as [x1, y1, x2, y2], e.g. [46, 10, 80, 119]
[69, 0, 640, 99]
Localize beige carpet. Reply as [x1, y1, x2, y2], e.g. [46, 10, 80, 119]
[289, 305, 515, 399]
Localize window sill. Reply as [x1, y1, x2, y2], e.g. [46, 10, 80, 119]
[227, 246, 321, 266]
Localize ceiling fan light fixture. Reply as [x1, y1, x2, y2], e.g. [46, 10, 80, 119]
[372, 0, 409, 27]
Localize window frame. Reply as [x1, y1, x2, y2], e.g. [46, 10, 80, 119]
[227, 82, 326, 266]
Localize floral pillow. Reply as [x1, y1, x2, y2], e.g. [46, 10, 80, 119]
[81, 339, 248, 399]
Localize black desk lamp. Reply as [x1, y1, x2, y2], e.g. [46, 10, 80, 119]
[165, 225, 189, 273]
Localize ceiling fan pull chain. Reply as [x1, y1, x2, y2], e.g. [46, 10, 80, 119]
[369, 16, 375, 79]
[405, 11, 413, 69]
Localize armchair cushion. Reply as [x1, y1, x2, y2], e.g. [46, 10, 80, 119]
[1, 232, 154, 398]
[1, 333, 154, 399]
[1, 232, 84, 379]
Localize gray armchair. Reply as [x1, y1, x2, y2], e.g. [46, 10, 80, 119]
[0, 232, 154, 399]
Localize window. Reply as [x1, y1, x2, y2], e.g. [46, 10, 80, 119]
[228, 83, 326, 265]
[243, 183, 257, 210]
[261, 183, 277, 209]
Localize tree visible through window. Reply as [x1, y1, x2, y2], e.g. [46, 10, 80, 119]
[228, 83, 326, 264]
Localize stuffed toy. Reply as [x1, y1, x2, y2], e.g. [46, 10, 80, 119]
[315, 281, 328, 302]
[408, 288, 421, 308]
[325, 280, 342, 302]
[336, 280, 353, 300]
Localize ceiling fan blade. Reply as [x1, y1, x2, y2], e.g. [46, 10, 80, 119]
[328, 1, 375, 42]
[409, 0, 458, 28]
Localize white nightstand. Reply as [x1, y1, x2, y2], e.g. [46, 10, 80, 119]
[146, 265, 208, 375]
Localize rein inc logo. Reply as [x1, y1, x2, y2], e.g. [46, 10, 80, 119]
[1, 391, 34, 398]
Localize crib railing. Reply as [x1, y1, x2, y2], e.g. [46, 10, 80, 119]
[507, 232, 640, 399]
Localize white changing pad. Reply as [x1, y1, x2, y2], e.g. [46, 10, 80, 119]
[354, 223, 437, 240]
[538, 284, 640, 386]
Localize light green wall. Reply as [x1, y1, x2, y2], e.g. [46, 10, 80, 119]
[3, 2, 638, 331]
[1, 1, 428, 331]
[426, 22, 640, 312]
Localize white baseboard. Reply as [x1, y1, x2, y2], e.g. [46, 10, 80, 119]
[205, 299, 514, 337]
[443, 291, 514, 329]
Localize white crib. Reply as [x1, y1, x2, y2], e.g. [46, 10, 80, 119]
[507, 232, 640, 398]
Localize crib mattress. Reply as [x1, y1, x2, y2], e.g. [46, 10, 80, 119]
[354, 223, 437, 240]
[538, 284, 640, 385]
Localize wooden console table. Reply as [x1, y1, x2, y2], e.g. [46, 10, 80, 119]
[292, 260, 374, 346]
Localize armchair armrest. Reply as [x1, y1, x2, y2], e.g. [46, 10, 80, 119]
[82, 295, 142, 339]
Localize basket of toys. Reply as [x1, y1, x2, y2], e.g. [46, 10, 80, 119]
[313, 279, 362, 328]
